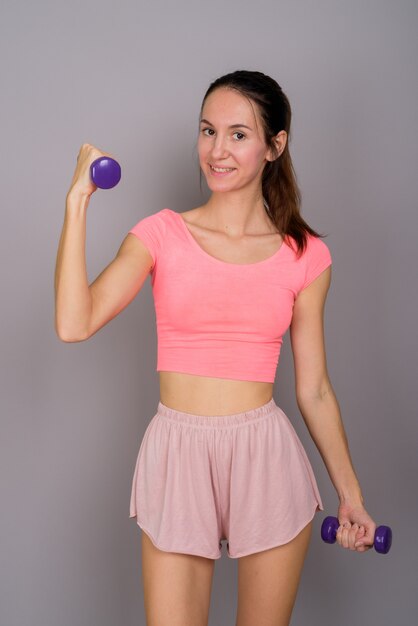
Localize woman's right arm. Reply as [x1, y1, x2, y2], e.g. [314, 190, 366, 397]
[54, 144, 153, 342]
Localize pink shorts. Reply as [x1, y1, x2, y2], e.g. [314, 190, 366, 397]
[129, 397, 324, 559]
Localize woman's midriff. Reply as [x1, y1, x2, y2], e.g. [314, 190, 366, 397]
[159, 371, 274, 416]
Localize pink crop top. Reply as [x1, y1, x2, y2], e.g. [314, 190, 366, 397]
[128, 208, 332, 383]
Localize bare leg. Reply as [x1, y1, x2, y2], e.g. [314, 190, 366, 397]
[141, 529, 216, 626]
[235, 519, 313, 626]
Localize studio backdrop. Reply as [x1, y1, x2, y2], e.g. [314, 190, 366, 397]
[1, 0, 416, 625]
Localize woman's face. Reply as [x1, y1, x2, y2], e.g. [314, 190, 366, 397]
[198, 87, 273, 194]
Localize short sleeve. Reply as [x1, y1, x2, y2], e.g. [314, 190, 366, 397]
[299, 235, 332, 292]
[128, 210, 166, 270]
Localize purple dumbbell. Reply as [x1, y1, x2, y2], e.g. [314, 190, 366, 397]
[321, 515, 392, 554]
[90, 156, 121, 189]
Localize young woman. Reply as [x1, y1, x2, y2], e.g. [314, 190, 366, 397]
[55, 70, 377, 626]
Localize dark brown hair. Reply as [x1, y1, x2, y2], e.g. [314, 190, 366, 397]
[199, 70, 327, 257]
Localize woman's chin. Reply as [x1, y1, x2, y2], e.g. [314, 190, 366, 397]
[205, 179, 239, 193]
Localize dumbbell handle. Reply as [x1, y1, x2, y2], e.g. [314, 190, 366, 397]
[321, 515, 392, 554]
[90, 157, 121, 189]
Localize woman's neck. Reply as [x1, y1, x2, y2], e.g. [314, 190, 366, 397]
[201, 190, 274, 236]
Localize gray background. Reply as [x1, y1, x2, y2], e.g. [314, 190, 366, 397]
[1, 0, 416, 624]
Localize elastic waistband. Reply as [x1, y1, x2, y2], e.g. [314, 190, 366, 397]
[156, 397, 278, 428]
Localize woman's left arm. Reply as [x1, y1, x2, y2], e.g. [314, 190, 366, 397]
[290, 266, 376, 553]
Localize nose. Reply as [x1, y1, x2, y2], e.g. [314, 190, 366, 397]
[210, 133, 229, 160]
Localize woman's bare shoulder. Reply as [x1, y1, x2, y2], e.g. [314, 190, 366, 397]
[177, 206, 205, 224]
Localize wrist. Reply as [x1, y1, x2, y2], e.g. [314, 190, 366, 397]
[338, 488, 364, 506]
[66, 190, 91, 215]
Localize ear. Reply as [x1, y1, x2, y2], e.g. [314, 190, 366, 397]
[266, 130, 287, 162]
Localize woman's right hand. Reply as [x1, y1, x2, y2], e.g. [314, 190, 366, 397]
[67, 143, 115, 199]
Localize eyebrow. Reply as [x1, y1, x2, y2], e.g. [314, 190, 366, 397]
[199, 118, 253, 131]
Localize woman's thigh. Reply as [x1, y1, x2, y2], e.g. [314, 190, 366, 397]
[235, 519, 313, 626]
[141, 530, 216, 626]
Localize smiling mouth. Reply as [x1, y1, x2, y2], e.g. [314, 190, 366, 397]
[210, 165, 236, 173]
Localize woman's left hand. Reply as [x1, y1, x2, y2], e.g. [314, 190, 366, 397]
[336, 500, 377, 553]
